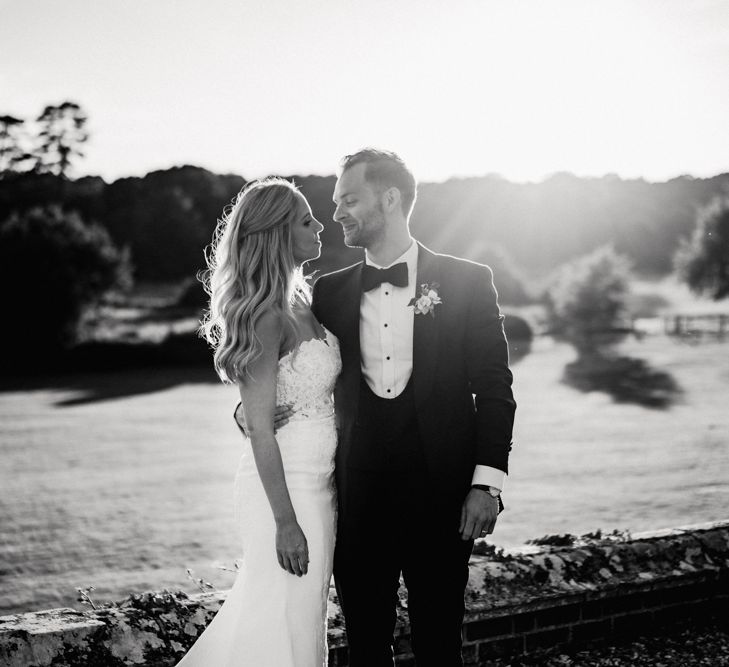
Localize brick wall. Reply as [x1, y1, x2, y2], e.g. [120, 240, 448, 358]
[2, 521, 727, 667]
[444, 572, 724, 666]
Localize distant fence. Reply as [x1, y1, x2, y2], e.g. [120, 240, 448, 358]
[664, 313, 729, 339]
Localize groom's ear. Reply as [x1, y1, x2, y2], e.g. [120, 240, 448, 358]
[383, 186, 402, 214]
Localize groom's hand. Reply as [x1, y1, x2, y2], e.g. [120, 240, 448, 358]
[459, 488, 499, 541]
[234, 401, 294, 436]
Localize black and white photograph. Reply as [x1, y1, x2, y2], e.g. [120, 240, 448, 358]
[1, 1, 728, 665]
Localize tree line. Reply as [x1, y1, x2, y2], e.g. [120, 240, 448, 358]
[3, 164, 729, 281]
[1, 102, 728, 361]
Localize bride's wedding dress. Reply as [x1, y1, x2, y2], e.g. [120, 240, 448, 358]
[177, 329, 341, 667]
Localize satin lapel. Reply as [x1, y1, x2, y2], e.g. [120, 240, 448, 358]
[412, 243, 441, 407]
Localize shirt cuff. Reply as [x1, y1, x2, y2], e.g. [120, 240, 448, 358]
[471, 466, 505, 492]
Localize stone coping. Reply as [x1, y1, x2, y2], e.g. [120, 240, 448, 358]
[1, 520, 727, 666]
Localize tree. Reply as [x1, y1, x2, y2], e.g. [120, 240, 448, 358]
[545, 245, 632, 356]
[0, 206, 132, 357]
[0, 115, 34, 175]
[35, 102, 89, 177]
[674, 195, 729, 300]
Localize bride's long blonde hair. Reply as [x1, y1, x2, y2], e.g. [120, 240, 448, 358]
[199, 177, 310, 383]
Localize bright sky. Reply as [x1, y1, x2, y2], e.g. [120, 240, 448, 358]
[2, 0, 728, 183]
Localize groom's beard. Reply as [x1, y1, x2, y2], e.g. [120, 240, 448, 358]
[343, 203, 386, 249]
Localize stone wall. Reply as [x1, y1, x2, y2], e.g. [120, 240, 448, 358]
[1, 521, 727, 667]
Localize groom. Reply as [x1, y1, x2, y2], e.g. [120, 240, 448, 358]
[239, 149, 515, 666]
[314, 149, 514, 667]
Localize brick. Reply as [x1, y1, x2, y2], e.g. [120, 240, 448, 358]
[534, 603, 580, 628]
[705, 596, 729, 621]
[612, 610, 654, 637]
[602, 592, 645, 615]
[653, 603, 688, 628]
[651, 584, 701, 607]
[711, 596, 727, 611]
[693, 577, 720, 597]
[513, 611, 536, 632]
[464, 615, 513, 640]
[525, 627, 570, 652]
[580, 599, 603, 620]
[571, 619, 612, 644]
[685, 600, 716, 624]
[328, 646, 348, 666]
[478, 636, 524, 660]
[653, 599, 718, 628]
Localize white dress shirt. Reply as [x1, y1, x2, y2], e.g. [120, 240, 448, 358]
[360, 241, 505, 492]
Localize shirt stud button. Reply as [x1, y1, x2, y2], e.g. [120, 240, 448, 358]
[384, 323, 388, 327]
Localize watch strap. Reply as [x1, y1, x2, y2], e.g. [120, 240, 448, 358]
[472, 484, 499, 497]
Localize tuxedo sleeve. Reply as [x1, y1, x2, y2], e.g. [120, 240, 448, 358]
[464, 264, 516, 474]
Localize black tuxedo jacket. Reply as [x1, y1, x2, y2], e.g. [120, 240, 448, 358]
[312, 242, 516, 503]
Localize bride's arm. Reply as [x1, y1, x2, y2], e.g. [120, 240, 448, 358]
[238, 311, 309, 577]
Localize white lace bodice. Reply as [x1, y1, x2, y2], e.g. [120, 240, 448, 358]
[277, 328, 341, 421]
[183, 330, 340, 667]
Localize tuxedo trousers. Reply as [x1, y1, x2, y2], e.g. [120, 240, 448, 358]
[334, 380, 473, 667]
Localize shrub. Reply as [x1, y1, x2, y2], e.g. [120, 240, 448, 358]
[0, 205, 132, 358]
[503, 313, 533, 341]
[545, 245, 632, 355]
[674, 195, 729, 300]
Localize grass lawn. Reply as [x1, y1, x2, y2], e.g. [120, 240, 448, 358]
[1, 281, 727, 615]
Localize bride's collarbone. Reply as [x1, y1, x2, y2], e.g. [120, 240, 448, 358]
[279, 313, 327, 359]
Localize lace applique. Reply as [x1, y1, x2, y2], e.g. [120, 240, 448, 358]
[277, 329, 341, 421]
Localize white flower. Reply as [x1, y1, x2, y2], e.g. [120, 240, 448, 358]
[409, 282, 442, 317]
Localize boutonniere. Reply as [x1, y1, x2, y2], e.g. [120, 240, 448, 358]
[409, 282, 442, 317]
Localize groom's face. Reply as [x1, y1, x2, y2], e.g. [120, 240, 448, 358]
[333, 163, 386, 249]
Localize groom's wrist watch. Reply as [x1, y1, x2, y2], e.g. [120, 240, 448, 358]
[472, 484, 500, 498]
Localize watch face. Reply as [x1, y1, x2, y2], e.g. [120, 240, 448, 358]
[489, 488, 500, 497]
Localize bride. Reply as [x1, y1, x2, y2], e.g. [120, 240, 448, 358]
[177, 177, 341, 666]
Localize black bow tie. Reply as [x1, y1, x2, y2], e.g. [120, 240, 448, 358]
[361, 262, 409, 292]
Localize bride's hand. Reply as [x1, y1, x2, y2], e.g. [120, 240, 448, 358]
[276, 520, 309, 577]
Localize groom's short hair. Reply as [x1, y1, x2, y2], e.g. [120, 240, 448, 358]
[340, 148, 417, 218]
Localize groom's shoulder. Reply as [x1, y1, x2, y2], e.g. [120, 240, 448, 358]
[312, 260, 362, 289]
[421, 243, 494, 282]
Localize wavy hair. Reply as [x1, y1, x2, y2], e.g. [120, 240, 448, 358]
[199, 177, 310, 383]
